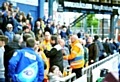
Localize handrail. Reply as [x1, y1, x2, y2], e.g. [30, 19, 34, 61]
[58, 73, 76, 82]
[48, 73, 76, 82]
[81, 52, 119, 82]
[82, 53, 119, 75]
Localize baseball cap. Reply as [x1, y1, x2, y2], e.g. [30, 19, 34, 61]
[6, 24, 13, 28]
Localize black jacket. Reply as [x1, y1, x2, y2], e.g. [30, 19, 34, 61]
[44, 26, 51, 34]
[4, 42, 21, 81]
[88, 43, 99, 64]
[103, 42, 112, 55]
[44, 44, 63, 72]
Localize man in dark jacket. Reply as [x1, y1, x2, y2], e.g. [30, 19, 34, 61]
[87, 37, 99, 65]
[44, 23, 51, 34]
[4, 34, 22, 82]
[94, 35, 104, 60]
[44, 35, 63, 72]
[102, 39, 112, 55]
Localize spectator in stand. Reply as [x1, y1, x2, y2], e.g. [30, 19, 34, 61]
[0, 35, 8, 82]
[113, 38, 119, 52]
[109, 39, 116, 54]
[59, 39, 70, 68]
[20, 12, 26, 22]
[1, 2, 8, 21]
[4, 23, 15, 42]
[34, 18, 45, 33]
[43, 35, 64, 73]
[26, 19, 31, 30]
[20, 33, 32, 48]
[87, 37, 99, 65]
[63, 35, 84, 78]
[66, 25, 72, 37]
[2, 11, 20, 33]
[35, 29, 43, 41]
[44, 23, 52, 34]
[43, 15, 47, 25]
[1, 2, 8, 11]
[40, 20, 45, 32]
[27, 12, 34, 31]
[79, 38, 89, 67]
[21, 25, 35, 39]
[8, 38, 44, 82]
[102, 38, 112, 55]
[60, 27, 67, 39]
[50, 21, 57, 35]
[8, 3, 13, 12]
[15, 7, 20, 20]
[62, 22, 67, 29]
[94, 35, 104, 60]
[57, 35, 61, 43]
[17, 14, 24, 24]
[47, 16, 52, 24]
[34, 21, 42, 35]
[2, 11, 12, 32]
[4, 34, 22, 82]
[40, 31, 51, 51]
[48, 65, 63, 82]
[27, 12, 31, 22]
[65, 36, 72, 54]
[49, 65, 63, 77]
[56, 25, 61, 35]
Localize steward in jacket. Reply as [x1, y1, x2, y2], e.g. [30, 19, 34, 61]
[8, 38, 44, 82]
[63, 35, 84, 78]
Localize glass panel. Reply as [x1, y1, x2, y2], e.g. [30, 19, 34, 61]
[101, 0, 111, 3]
[112, 0, 120, 4]
[89, 0, 99, 2]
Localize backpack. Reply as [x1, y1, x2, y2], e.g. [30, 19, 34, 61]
[96, 69, 109, 82]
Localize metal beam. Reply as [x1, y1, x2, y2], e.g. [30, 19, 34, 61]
[102, 18, 104, 40]
[110, 14, 115, 39]
[114, 15, 119, 28]
[48, 0, 53, 19]
[38, 0, 45, 19]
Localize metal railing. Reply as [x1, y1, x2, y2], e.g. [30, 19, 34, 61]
[53, 73, 76, 82]
[81, 53, 119, 82]
[49, 53, 119, 82]
[59, 73, 76, 82]
[73, 74, 87, 82]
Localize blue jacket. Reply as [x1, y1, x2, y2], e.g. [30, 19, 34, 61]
[8, 47, 44, 82]
[4, 31, 15, 42]
[60, 31, 67, 39]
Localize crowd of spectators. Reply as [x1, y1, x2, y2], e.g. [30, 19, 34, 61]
[0, 1, 120, 82]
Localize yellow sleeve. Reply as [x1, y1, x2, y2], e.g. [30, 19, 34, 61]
[63, 46, 80, 60]
[41, 52, 49, 72]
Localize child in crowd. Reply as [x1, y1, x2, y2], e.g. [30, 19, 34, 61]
[48, 65, 63, 82]
[49, 65, 63, 77]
